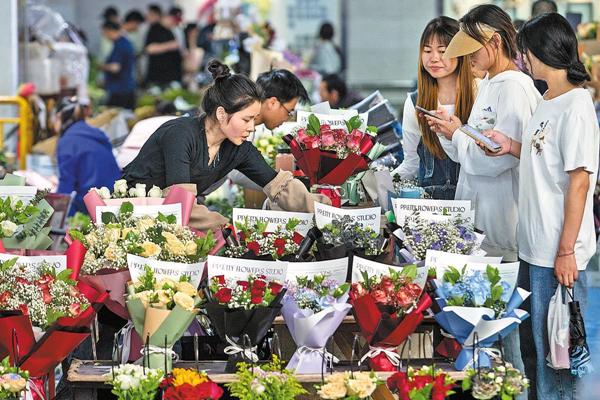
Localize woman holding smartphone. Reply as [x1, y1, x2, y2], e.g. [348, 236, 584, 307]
[392, 16, 475, 199]
[481, 13, 597, 400]
[424, 4, 540, 261]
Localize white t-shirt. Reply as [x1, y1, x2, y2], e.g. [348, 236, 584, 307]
[392, 93, 455, 180]
[518, 88, 599, 270]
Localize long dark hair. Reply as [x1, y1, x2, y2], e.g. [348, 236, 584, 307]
[518, 13, 590, 85]
[55, 96, 85, 135]
[417, 17, 475, 159]
[202, 60, 265, 121]
[460, 4, 517, 60]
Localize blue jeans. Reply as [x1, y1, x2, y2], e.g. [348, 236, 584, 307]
[519, 260, 588, 400]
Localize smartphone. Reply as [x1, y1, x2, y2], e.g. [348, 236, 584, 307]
[458, 124, 502, 153]
[415, 106, 447, 122]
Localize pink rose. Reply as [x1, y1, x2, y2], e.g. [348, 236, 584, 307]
[69, 303, 82, 317]
[320, 130, 335, 147]
[381, 277, 396, 295]
[396, 287, 414, 307]
[297, 128, 308, 143]
[303, 135, 320, 149]
[69, 285, 81, 297]
[371, 289, 389, 304]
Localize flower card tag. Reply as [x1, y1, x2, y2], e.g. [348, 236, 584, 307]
[206, 255, 288, 283]
[314, 202, 381, 232]
[0, 186, 38, 204]
[351, 256, 428, 288]
[127, 254, 204, 289]
[232, 209, 313, 236]
[0, 253, 67, 274]
[284, 258, 348, 285]
[96, 204, 182, 225]
[297, 110, 369, 132]
[391, 198, 473, 226]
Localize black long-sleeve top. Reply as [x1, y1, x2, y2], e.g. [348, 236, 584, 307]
[121, 115, 277, 192]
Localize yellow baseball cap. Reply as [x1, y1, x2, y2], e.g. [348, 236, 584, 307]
[443, 23, 496, 59]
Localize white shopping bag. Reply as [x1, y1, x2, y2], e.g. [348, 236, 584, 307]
[546, 284, 571, 369]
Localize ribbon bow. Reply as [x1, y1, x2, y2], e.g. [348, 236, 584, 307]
[462, 346, 502, 371]
[141, 345, 180, 364]
[360, 346, 402, 367]
[224, 336, 259, 363]
[315, 184, 344, 198]
[296, 346, 340, 371]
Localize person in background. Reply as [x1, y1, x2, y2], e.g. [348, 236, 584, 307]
[531, 0, 557, 16]
[54, 97, 120, 216]
[144, 4, 182, 87]
[98, 6, 120, 63]
[392, 16, 476, 199]
[481, 13, 596, 400]
[182, 23, 204, 91]
[165, 7, 186, 52]
[123, 10, 147, 86]
[100, 21, 135, 109]
[319, 74, 363, 109]
[116, 102, 179, 169]
[308, 22, 343, 76]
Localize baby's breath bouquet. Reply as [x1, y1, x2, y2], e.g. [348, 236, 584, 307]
[104, 364, 163, 400]
[226, 357, 307, 400]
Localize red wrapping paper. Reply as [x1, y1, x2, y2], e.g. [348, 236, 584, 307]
[435, 337, 462, 359]
[316, 187, 342, 207]
[349, 293, 432, 371]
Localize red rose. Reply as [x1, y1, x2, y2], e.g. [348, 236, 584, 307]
[292, 232, 303, 245]
[371, 289, 389, 304]
[213, 275, 225, 285]
[256, 274, 266, 280]
[69, 303, 83, 317]
[297, 128, 308, 143]
[250, 288, 263, 304]
[36, 273, 55, 286]
[15, 277, 30, 286]
[273, 238, 287, 257]
[395, 287, 414, 307]
[160, 376, 174, 389]
[69, 285, 81, 297]
[41, 287, 52, 304]
[253, 279, 267, 290]
[380, 277, 396, 295]
[197, 380, 224, 399]
[164, 383, 201, 400]
[236, 280, 250, 291]
[262, 231, 274, 237]
[214, 288, 232, 303]
[303, 135, 320, 149]
[269, 282, 283, 295]
[351, 282, 366, 298]
[18, 304, 29, 316]
[410, 375, 433, 391]
[0, 292, 10, 304]
[407, 283, 422, 298]
[431, 373, 455, 400]
[238, 231, 247, 242]
[246, 241, 260, 255]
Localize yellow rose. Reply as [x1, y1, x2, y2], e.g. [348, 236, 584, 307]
[8, 377, 27, 393]
[137, 217, 155, 232]
[173, 292, 195, 312]
[133, 290, 152, 305]
[156, 290, 173, 304]
[104, 228, 120, 243]
[84, 251, 96, 262]
[155, 277, 177, 291]
[85, 233, 97, 246]
[325, 372, 348, 384]
[121, 227, 136, 240]
[104, 244, 120, 261]
[347, 378, 376, 398]
[184, 241, 198, 256]
[140, 241, 161, 258]
[177, 281, 198, 297]
[317, 382, 347, 399]
[162, 232, 185, 256]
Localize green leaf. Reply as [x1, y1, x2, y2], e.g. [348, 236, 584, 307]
[462, 377, 472, 391]
[57, 269, 73, 281]
[492, 285, 503, 301]
[1, 257, 18, 272]
[348, 115, 362, 130]
[119, 201, 134, 214]
[101, 212, 118, 225]
[401, 264, 418, 280]
[366, 125, 378, 134]
[443, 266, 460, 284]
[68, 229, 87, 246]
[166, 214, 176, 224]
[308, 114, 321, 136]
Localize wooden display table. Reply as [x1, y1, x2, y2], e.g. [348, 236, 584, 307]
[67, 359, 467, 400]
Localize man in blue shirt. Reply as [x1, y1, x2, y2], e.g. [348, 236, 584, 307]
[101, 21, 136, 109]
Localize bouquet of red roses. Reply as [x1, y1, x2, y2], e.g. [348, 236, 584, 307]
[283, 114, 377, 206]
[350, 266, 432, 371]
[202, 274, 286, 372]
[387, 365, 456, 400]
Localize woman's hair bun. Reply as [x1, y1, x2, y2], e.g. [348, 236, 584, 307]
[207, 60, 231, 81]
[566, 61, 591, 86]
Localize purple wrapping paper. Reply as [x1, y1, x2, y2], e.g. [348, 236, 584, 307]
[280, 292, 352, 373]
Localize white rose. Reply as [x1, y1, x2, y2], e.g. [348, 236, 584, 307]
[113, 179, 128, 196]
[251, 382, 265, 394]
[148, 185, 162, 198]
[129, 183, 147, 198]
[99, 187, 111, 199]
[0, 221, 18, 237]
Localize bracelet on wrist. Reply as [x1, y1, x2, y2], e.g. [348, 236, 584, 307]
[557, 251, 575, 258]
[509, 137, 512, 154]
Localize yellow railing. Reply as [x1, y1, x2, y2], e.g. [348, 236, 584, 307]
[0, 96, 33, 170]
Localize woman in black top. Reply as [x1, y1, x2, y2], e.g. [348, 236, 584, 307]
[121, 60, 329, 232]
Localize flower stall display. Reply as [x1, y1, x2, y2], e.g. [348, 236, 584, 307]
[315, 370, 384, 399]
[125, 266, 202, 372]
[387, 365, 456, 400]
[224, 218, 303, 260]
[0, 356, 29, 400]
[432, 265, 530, 370]
[160, 368, 223, 400]
[349, 266, 432, 371]
[226, 356, 307, 400]
[283, 114, 377, 206]
[280, 274, 352, 373]
[203, 275, 286, 372]
[0, 244, 108, 378]
[462, 365, 529, 400]
[104, 364, 164, 400]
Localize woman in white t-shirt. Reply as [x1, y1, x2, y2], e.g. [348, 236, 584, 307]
[424, 4, 541, 262]
[392, 16, 475, 200]
[482, 13, 598, 400]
